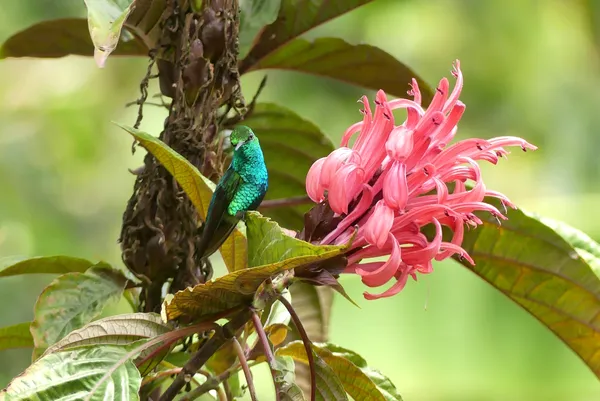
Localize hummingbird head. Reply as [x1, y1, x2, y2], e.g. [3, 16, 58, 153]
[230, 125, 258, 152]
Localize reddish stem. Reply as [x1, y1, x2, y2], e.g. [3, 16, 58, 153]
[250, 310, 281, 401]
[278, 295, 316, 401]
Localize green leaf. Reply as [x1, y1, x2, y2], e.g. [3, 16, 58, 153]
[450, 200, 600, 379]
[1, 346, 141, 401]
[116, 123, 247, 272]
[278, 342, 402, 401]
[163, 212, 350, 322]
[247, 212, 347, 268]
[242, 103, 334, 230]
[43, 313, 170, 355]
[30, 264, 128, 356]
[274, 356, 306, 400]
[265, 290, 292, 327]
[243, 37, 432, 102]
[315, 344, 402, 401]
[84, 0, 135, 67]
[239, 0, 282, 59]
[276, 342, 348, 401]
[0, 19, 147, 60]
[0, 322, 33, 351]
[239, 0, 372, 73]
[0, 255, 95, 278]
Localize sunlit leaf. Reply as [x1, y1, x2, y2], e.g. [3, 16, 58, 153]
[265, 289, 292, 327]
[449, 199, 600, 379]
[1, 346, 141, 401]
[0, 322, 33, 352]
[277, 342, 348, 401]
[116, 123, 246, 272]
[239, 0, 282, 59]
[84, 0, 135, 67]
[163, 212, 349, 322]
[239, 0, 372, 73]
[316, 343, 402, 401]
[0, 255, 94, 278]
[266, 323, 289, 347]
[0, 18, 147, 60]
[242, 103, 334, 230]
[30, 264, 128, 356]
[244, 38, 432, 102]
[279, 342, 402, 401]
[206, 341, 238, 375]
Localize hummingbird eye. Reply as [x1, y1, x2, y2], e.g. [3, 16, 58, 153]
[248, 134, 254, 141]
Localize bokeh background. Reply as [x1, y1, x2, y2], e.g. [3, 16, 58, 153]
[1, 1, 599, 400]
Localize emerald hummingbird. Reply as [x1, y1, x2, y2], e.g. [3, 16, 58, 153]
[197, 125, 268, 259]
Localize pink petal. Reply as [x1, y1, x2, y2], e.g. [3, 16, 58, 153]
[363, 200, 395, 249]
[386, 126, 414, 161]
[383, 162, 409, 210]
[306, 157, 326, 202]
[328, 163, 364, 214]
[320, 147, 354, 188]
[321, 184, 374, 245]
[363, 268, 410, 300]
[356, 234, 401, 287]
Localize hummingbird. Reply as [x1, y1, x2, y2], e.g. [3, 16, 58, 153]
[197, 125, 268, 260]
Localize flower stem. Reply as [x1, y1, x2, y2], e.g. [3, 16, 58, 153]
[232, 337, 258, 401]
[250, 310, 281, 401]
[259, 196, 313, 209]
[278, 295, 316, 401]
[159, 310, 251, 401]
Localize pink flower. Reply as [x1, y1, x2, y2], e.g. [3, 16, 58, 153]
[305, 60, 537, 300]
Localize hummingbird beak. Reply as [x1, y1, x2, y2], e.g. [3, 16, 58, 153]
[234, 141, 245, 151]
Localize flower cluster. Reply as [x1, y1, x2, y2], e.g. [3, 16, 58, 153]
[305, 61, 536, 300]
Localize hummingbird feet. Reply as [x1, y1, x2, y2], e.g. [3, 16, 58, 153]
[236, 210, 247, 222]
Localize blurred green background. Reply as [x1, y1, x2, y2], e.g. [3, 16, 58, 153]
[1, 0, 599, 400]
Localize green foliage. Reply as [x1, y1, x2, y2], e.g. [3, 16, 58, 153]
[2, 346, 142, 401]
[42, 313, 170, 355]
[239, 0, 282, 59]
[0, 322, 33, 352]
[450, 199, 600, 379]
[278, 342, 402, 401]
[239, 0, 371, 72]
[277, 342, 349, 401]
[4, 0, 600, 399]
[163, 212, 349, 322]
[242, 103, 334, 229]
[0, 255, 95, 277]
[246, 212, 349, 268]
[83, 0, 135, 67]
[0, 19, 146, 59]
[245, 37, 432, 101]
[30, 264, 128, 357]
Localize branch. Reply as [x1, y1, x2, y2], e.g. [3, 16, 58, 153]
[278, 295, 316, 401]
[250, 310, 281, 401]
[179, 366, 234, 401]
[232, 337, 258, 401]
[159, 310, 251, 401]
[259, 196, 313, 210]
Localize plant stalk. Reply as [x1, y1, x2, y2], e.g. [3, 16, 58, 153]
[159, 310, 251, 401]
[278, 295, 316, 401]
[250, 310, 281, 401]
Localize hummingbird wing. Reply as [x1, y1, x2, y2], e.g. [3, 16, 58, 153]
[197, 166, 243, 259]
